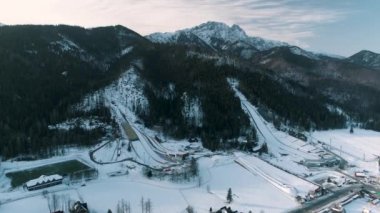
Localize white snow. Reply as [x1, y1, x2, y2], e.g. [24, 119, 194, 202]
[0, 151, 302, 213]
[0, 195, 51, 213]
[312, 128, 380, 175]
[290, 46, 320, 60]
[146, 32, 175, 43]
[48, 117, 108, 131]
[2, 59, 380, 213]
[181, 92, 203, 127]
[228, 79, 327, 175]
[187, 154, 299, 212]
[236, 153, 318, 197]
[147, 21, 288, 51]
[344, 198, 380, 213]
[121, 46, 133, 56]
[51, 35, 80, 52]
[77, 67, 148, 115]
[26, 175, 63, 188]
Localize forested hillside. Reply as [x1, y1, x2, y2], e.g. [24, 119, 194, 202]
[237, 71, 346, 131]
[139, 45, 251, 150]
[1, 23, 380, 159]
[0, 25, 147, 158]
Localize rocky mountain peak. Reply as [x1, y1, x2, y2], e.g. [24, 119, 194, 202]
[146, 21, 288, 55]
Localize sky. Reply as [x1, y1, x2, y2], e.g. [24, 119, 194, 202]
[0, 0, 379, 56]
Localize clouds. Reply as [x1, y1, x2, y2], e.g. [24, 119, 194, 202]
[178, 0, 347, 47]
[0, 0, 348, 47]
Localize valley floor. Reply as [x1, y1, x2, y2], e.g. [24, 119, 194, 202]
[0, 150, 303, 213]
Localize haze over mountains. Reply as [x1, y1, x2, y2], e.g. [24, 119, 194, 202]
[0, 21, 379, 158]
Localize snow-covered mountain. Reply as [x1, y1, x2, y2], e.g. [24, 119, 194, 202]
[348, 50, 380, 70]
[147, 21, 288, 58]
[289, 46, 320, 60]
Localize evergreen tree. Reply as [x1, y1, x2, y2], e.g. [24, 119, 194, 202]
[227, 188, 233, 203]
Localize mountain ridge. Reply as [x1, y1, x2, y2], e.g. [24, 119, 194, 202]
[348, 50, 380, 70]
[0, 23, 380, 159]
[147, 21, 288, 59]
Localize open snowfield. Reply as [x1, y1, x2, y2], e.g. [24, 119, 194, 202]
[312, 129, 380, 174]
[190, 154, 299, 212]
[312, 129, 380, 162]
[237, 153, 318, 197]
[0, 150, 304, 213]
[1, 194, 51, 212]
[78, 177, 188, 213]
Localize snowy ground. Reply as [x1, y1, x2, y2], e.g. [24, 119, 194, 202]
[0, 151, 304, 213]
[312, 129, 380, 175]
[236, 153, 318, 197]
[2, 74, 380, 212]
[344, 198, 380, 212]
[229, 79, 330, 176]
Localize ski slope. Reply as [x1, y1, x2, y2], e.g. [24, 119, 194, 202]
[236, 153, 318, 197]
[231, 81, 319, 160]
[228, 79, 326, 175]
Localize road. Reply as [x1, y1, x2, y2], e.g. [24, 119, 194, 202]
[289, 169, 380, 213]
[288, 184, 362, 213]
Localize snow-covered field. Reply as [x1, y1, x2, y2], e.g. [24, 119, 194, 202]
[0, 151, 304, 213]
[236, 153, 318, 197]
[312, 129, 380, 162]
[0, 194, 51, 212]
[190, 155, 299, 212]
[312, 129, 380, 175]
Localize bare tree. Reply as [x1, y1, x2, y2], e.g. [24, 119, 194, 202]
[52, 193, 59, 211]
[145, 199, 152, 213]
[117, 199, 131, 213]
[141, 197, 145, 213]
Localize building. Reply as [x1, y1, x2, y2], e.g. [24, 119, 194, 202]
[355, 172, 366, 178]
[25, 174, 63, 191]
[72, 201, 89, 213]
[330, 203, 344, 213]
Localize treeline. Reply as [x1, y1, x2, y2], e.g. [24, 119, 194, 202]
[237, 71, 346, 131]
[308, 79, 380, 131]
[139, 44, 251, 150]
